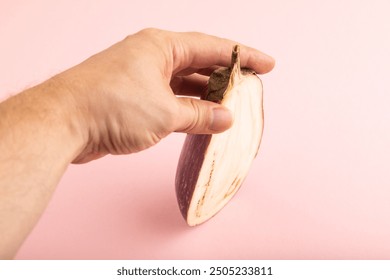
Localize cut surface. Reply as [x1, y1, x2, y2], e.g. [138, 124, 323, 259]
[186, 75, 263, 226]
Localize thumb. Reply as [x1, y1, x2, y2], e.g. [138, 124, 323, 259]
[175, 97, 233, 134]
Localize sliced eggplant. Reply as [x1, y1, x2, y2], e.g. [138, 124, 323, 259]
[175, 45, 264, 226]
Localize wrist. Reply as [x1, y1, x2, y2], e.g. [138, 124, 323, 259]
[45, 75, 89, 160]
[7, 76, 87, 163]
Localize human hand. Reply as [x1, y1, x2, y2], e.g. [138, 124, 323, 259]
[55, 28, 275, 163]
[0, 28, 274, 258]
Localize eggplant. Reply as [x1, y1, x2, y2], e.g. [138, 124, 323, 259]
[175, 45, 264, 226]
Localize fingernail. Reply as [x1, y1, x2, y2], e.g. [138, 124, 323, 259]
[210, 107, 233, 132]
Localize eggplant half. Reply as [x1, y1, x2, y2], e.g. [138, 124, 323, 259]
[175, 45, 264, 226]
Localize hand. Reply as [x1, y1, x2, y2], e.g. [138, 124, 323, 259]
[55, 28, 275, 163]
[0, 28, 274, 258]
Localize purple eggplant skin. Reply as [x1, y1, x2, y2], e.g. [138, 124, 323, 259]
[175, 134, 211, 220]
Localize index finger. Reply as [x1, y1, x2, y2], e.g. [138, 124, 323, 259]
[170, 31, 275, 75]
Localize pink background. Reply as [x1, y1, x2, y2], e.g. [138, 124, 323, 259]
[1, 0, 390, 259]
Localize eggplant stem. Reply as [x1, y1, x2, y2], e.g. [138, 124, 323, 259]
[230, 45, 241, 83]
[231, 45, 240, 69]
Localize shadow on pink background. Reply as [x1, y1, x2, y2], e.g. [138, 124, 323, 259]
[1, 0, 390, 259]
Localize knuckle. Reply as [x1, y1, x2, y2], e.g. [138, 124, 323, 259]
[124, 28, 165, 44]
[139, 27, 162, 35]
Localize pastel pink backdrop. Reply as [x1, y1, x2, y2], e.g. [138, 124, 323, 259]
[1, 0, 389, 259]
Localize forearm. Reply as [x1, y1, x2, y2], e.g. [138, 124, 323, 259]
[0, 78, 83, 259]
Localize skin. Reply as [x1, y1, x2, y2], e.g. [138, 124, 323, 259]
[0, 28, 274, 259]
